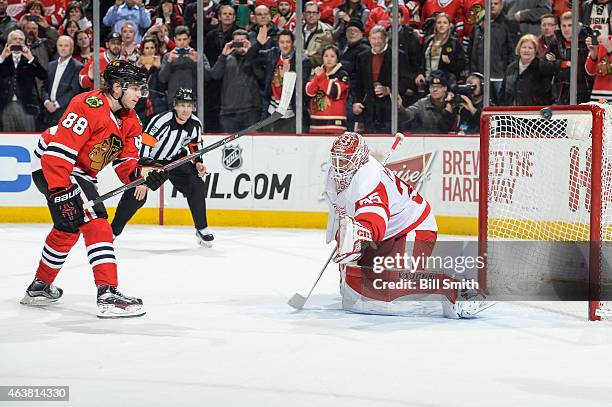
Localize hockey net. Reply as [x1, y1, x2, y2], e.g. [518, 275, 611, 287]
[479, 104, 612, 320]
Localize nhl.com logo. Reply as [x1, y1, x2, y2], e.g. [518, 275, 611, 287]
[222, 145, 243, 171]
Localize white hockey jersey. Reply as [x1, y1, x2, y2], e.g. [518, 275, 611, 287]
[325, 156, 437, 243]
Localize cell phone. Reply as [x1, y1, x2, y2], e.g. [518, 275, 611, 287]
[156, 18, 163, 25]
[25, 15, 40, 22]
[175, 48, 190, 56]
[9, 44, 23, 52]
[140, 55, 154, 64]
[232, 41, 243, 49]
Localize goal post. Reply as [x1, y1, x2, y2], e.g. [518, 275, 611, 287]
[479, 104, 612, 321]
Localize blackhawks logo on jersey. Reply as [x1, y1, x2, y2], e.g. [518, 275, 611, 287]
[84, 96, 104, 108]
[88, 134, 123, 170]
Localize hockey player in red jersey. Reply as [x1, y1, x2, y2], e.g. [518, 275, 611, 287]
[325, 132, 486, 318]
[21, 60, 169, 319]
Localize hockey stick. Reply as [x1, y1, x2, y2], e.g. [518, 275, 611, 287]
[84, 72, 297, 209]
[288, 132, 406, 310]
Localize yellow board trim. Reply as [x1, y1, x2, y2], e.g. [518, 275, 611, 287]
[0, 207, 479, 235]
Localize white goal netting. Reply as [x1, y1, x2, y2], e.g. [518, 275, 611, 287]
[483, 104, 612, 320]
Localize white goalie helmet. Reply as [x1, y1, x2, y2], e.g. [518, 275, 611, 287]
[329, 132, 370, 185]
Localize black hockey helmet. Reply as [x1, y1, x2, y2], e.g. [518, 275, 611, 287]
[103, 60, 149, 96]
[174, 87, 195, 104]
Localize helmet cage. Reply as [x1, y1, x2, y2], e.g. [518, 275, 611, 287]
[329, 132, 369, 182]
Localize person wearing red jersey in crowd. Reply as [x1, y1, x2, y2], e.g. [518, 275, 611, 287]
[79, 31, 123, 89]
[422, 0, 465, 37]
[305, 44, 349, 133]
[364, 0, 411, 37]
[324, 132, 486, 318]
[21, 60, 169, 318]
[318, 0, 343, 26]
[585, 29, 612, 102]
[460, 0, 483, 50]
[144, 21, 176, 55]
[272, 0, 296, 31]
[152, 0, 183, 33]
[7, 0, 65, 27]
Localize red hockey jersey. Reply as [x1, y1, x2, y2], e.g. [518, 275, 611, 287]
[305, 64, 350, 133]
[33, 90, 142, 190]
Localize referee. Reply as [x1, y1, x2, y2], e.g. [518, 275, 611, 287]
[111, 88, 214, 247]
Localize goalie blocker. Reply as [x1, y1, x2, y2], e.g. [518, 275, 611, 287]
[326, 132, 486, 318]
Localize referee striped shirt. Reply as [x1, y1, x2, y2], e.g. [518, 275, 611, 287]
[140, 111, 203, 161]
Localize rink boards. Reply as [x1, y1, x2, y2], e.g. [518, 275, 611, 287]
[0, 132, 480, 235]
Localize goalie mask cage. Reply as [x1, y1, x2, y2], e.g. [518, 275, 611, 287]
[479, 104, 612, 321]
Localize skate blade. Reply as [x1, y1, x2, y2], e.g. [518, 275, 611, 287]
[198, 240, 213, 248]
[20, 294, 59, 306]
[97, 305, 146, 319]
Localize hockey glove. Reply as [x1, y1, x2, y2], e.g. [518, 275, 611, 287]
[135, 158, 169, 191]
[333, 215, 373, 264]
[47, 184, 85, 232]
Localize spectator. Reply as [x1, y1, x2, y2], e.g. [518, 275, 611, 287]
[73, 30, 92, 64]
[302, 1, 333, 67]
[21, 0, 63, 28]
[245, 27, 312, 133]
[305, 44, 350, 133]
[339, 17, 370, 76]
[505, 0, 552, 36]
[500, 33, 553, 105]
[120, 21, 140, 62]
[21, 16, 57, 72]
[209, 29, 261, 133]
[153, 0, 183, 33]
[60, 19, 79, 39]
[585, 31, 612, 102]
[398, 21, 425, 106]
[0, 29, 47, 131]
[204, 4, 237, 131]
[456, 72, 484, 134]
[183, 0, 219, 48]
[351, 25, 409, 133]
[144, 21, 175, 55]
[365, 0, 410, 37]
[461, 0, 485, 51]
[538, 14, 557, 54]
[421, 0, 464, 37]
[318, 0, 343, 26]
[159, 25, 210, 109]
[541, 11, 592, 104]
[41, 35, 82, 126]
[59, 2, 92, 36]
[332, 0, 370, 48]
[135, 36, 166, 124]
[398, 70, 457, 134]
[103, 0, 152, 43]
[423, 12, 465, 84]
[79, 31, 123, 89]
[272, 0, 296, 31]
[581, 0, 612, 38]
[249, 5, 279, 49]
[468, 0, 520, 104]
[0, 0, 17, 44]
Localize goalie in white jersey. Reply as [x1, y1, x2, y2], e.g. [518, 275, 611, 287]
[325, 132, 487, 318]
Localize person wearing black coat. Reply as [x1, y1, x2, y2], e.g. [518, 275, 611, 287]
[500, 34, 553, 106]
[422, 12, 466, 84]
[351, 26, 409, 133]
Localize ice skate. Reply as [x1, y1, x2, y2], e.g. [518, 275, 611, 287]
[97, 285, 145, 318]
[20, 279, 63, 305]
[196, 229, 214, 248]
[442, 292, 490, 319]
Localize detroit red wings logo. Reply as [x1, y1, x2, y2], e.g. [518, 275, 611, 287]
[385, 151, 436, 193]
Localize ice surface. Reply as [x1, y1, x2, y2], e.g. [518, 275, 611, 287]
[2, 224, 612, 407]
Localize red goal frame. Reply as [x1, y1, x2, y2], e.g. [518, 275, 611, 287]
[478, 105, 605, 321]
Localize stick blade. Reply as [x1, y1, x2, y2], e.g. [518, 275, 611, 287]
[287, 293, 307, 310]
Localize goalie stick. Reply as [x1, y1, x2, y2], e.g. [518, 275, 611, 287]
[84, 72, 297, 209]
[288, 132, 405, 310]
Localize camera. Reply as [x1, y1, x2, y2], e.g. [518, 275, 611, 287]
[450, 84, 477, 108]
[584, 26, 601, 46]
[25, 15, 40, 22]
[175, 48, 190, 57]
[232, 41, 243, 49]
[9, 44, 23, 52]
[416, 81, 428, 97]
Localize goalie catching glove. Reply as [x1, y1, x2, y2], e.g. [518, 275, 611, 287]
[333, 215, 374, 264]
[133, 157, 169, 191]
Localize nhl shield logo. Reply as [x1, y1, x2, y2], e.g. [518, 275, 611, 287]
[222, 145, 243, 171]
